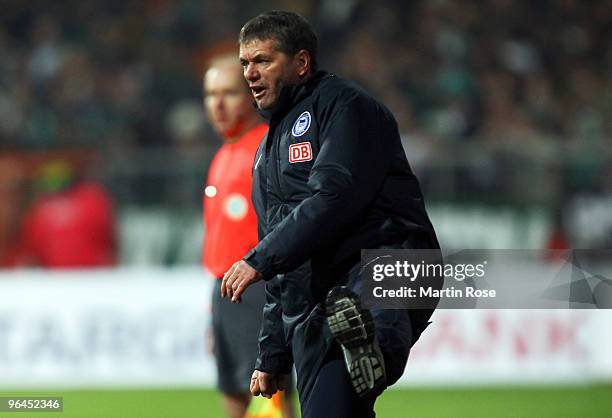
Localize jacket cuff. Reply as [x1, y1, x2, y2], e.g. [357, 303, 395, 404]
[255, 352, 293, 375]
[243, 248, 276, 281]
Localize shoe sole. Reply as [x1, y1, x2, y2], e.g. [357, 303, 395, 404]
[325, 286, 386, 397]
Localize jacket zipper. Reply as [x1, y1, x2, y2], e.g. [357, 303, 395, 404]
[267, 118, 284, 203]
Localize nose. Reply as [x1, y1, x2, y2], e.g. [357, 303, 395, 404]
[244, 63, 259, 82]
[214, 96, 224, 111]
[215, 94, 225, 112]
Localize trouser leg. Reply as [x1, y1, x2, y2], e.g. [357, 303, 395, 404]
[300, 347, 376, 418]
[294, 264, 416, 416]
[346, 264, 414, 387]
[370, 307, 413, 386]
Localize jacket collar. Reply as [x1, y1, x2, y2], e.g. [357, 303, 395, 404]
[257, 71, 333, 121]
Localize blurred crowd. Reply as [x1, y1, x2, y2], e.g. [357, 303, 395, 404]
[331, 0, 612, 203]
[0, 1, 610, 244]
[1, 1, 609, 151]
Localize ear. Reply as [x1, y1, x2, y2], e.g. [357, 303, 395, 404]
[295, 49, 311, 79]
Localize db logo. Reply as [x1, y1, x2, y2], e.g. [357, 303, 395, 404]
[289, 142, 313, 163]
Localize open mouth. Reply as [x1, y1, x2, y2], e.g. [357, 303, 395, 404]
[251, 86, 266, 99]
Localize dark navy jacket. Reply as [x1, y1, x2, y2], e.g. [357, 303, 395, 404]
[243, 71, 439, 375]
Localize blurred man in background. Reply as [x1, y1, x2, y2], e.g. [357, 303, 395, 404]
[7, 160, 116, 268]
[202, 53, 293, 418]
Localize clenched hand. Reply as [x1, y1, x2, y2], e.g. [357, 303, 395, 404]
[250, 370, 288, 398]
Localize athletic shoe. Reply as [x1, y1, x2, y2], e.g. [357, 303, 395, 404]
[325, 286, 386, 397]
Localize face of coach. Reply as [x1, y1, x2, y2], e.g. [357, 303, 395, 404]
[238, 11, 319, 110]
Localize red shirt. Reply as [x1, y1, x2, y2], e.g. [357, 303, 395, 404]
[203, 124, 267, 278]
[12, 182, 116, 268]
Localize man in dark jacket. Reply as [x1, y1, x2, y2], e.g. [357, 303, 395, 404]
[222, 11, 439, 418]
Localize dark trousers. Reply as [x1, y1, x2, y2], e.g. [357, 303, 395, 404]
[294, 261, 415, 417]
[298, 307, 413, 418]
[300, 346, 377, 418]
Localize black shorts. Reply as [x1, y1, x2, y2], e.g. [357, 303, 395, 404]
[211, 278, 266, 394]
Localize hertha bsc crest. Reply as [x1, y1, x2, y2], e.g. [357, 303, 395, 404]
[292, 111, 311, 137]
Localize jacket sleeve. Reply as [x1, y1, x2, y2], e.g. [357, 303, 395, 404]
[244, 95, 393, 279]
[254, 279, 294, 374]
